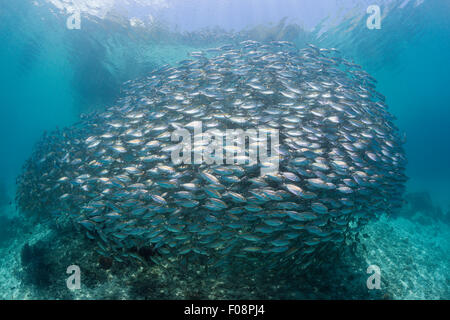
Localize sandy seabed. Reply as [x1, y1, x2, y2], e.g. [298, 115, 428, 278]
[0, 210, 448, 300]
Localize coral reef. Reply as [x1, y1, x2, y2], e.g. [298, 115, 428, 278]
[0, 182, 10, 207]
[0, 204, 448, 300]
[0, 215, 19, 247]
[401, 191, 449, 225]
[98, 257, 113, 270]
[20, 241, 53, 288]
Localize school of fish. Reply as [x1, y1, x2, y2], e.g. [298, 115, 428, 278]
[16, 41, 407, 270]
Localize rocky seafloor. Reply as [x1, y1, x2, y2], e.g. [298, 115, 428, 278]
[0, 192, 449, 300]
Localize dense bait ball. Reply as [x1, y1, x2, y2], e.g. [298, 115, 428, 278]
[16, 41, 407, 271]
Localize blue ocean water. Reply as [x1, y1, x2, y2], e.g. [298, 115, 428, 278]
[0, 0, 448, 299]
